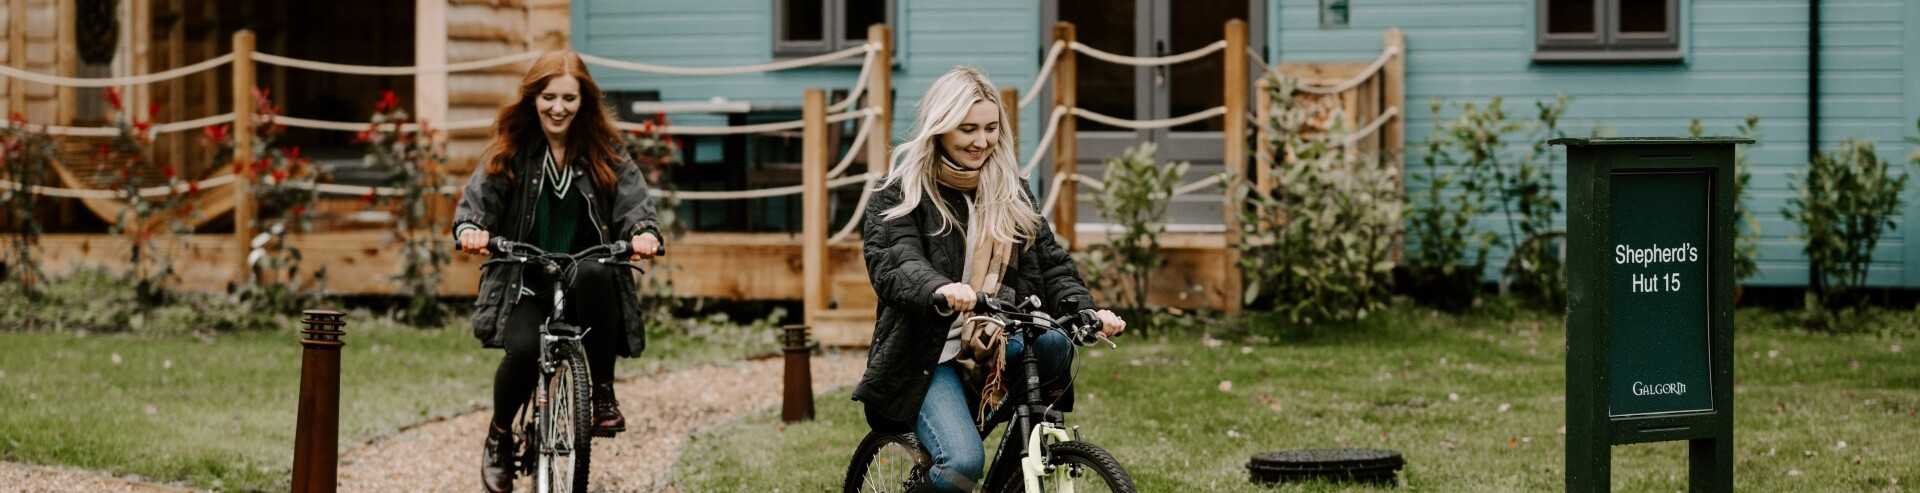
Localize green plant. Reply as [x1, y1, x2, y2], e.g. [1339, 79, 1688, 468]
[1688, 116, 1763, 283]
[1405, 101, 1497, 310]
[1239, 76, 1400, 324]
[620, 114, 685, 324]
[96, 88, 198, 305]
[1505, 95, 1570, 309]
[359, 90, 454, 325]
[1087, 142, 1185, 318]
[0, 113, 56, 297]
[1782, 139, 1909, 326]
[220, 88, 327, 312]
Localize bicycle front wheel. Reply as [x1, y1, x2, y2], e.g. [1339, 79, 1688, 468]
[1044, 441, 1136, 493]
[842, 431, 931, 493]
[536, 349, 594, 493]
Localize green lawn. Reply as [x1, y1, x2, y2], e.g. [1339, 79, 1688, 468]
[676, 305, 1919, 492]
[0, 292, 781, 491]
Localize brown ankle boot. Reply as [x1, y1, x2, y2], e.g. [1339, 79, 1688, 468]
[591, 383, 626, 437]
[481, 423, 515, 493]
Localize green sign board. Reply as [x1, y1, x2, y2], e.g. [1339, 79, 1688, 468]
[1608, 172, 1713, 417]
[1556, 137, 1748, 493]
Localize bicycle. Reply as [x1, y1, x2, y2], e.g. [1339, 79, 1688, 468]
[483, 237, 658, 493]
[843, 295, 1137, 493]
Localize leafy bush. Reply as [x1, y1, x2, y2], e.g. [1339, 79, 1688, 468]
[621, 115, 686, 325]
[98, 88, 198, 305]
[1782, 138, 1909, 327]
[1409, 95, 1570, 310]
[218, 88, 328, 312]
[1239, 76, 1400, 324]
[0, 114, 56, 296]
[359, 90, 454, 325]
[1085, 142, 1185, 317]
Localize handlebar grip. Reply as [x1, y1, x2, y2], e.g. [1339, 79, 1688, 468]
[654, 245, 667, 256]
[488, 236, 511, 252]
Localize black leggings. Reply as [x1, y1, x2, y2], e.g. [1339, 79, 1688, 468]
[490, 263, 627, 430]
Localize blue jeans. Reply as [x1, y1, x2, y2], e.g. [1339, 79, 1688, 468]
[916, 329, 1073, 492]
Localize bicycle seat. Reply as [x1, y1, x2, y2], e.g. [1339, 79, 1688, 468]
[546, 321, 585, 337]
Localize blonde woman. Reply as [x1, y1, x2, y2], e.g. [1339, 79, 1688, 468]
[853, 66, 1126, 492]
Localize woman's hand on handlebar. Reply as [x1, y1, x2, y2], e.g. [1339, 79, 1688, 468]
[933, 282, 977, 313]
[1092, 309, 1125, 338]
[629, 232, 663, 261]
[459, 228, 491, 256]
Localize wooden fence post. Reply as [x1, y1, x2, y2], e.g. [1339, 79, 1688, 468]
[1222, 19, 1248, 315]
[1000, 87, 1019, 157]
[802, 88, 828, 328]
[1384, 28, 1406, 262]
[8, 0, 26, 117]
[1051, 22, 1078, 249]
[1255, 78, 1273, 198]
[233, 30, 256, 279]
[866, 24, 893, 174]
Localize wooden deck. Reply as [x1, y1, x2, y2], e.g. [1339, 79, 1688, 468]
[32, 231, 1235, 346]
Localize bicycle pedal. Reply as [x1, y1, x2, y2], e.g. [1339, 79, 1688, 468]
[591, 425, 626, 438]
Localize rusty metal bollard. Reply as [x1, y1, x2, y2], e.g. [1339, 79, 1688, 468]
[781, 324, 815, 423]
[292, 309, 345, 493]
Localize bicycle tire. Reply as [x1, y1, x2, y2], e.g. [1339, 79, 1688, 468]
[1041, 441, 1136, 493]
[537, 348, 594, 493]
[842, 431, 931, 493]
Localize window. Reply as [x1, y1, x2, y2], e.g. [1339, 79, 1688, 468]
[1535, 0, 1679, 62]
[775, 0, 893, 56]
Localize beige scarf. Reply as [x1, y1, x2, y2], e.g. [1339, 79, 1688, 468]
[936, 159, 1015, 428]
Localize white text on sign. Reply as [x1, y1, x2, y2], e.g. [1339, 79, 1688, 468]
[1617, 243, 1700, 294]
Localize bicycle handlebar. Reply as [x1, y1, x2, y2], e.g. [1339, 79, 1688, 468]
[936, 294, 1115, 348]
[488, 237, 664, 259]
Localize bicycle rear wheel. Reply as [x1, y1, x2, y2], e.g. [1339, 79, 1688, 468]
[536, 348, 594, 493]
[1043, 441, 1136, 493]
[842, 431, 931, 493]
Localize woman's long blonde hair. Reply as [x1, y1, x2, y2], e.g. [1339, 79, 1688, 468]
[878, 66, 1042, 244]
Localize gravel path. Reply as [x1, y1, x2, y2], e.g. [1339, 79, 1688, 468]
[0, 463, 196, 492]
[339, 352, 868, 493]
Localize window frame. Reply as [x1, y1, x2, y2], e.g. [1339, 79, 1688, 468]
[1534, 0, 1680, 62]
[773, 0, 895, 57]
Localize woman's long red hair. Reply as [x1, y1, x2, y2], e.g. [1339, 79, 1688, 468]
[481, 51, 623, 197]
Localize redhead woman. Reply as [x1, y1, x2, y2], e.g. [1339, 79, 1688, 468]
[452, 50, 663, 493]
[853, 66, 1126, 492]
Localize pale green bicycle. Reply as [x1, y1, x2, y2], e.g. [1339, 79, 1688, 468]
[842, 295, 1136, 493]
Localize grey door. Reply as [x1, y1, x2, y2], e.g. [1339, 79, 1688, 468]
[1048, 0, 1263, 230]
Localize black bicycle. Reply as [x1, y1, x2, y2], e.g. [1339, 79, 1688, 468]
[843, 295, 1137, 493]
[483, 237, 656, 493]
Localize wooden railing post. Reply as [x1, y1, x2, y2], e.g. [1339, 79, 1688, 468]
[1222, 19, 1248, 315]
[1051, 22, 1078, 249]
[999, 87, 1019, 158]
[1255, 78, 1273, 198]
[802, 88, 828, 328]
[233, 30, 256, 279]
[1384, 28, 1407, 263]
[866, 24, 893, 174]
[5, 0, 23, 116]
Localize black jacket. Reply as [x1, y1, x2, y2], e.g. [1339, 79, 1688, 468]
[853, 181, 1096, 429]
[452, 141, 660, 356]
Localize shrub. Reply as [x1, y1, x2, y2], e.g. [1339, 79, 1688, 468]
[0, 114, 56, 296]
[1239, 76, 1400, 324]
[1087, 142, 1185, 318]
[1782, 138, 1909, 327]
[359, 90, 454, 325]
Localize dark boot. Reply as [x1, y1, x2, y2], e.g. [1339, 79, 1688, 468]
[591, 383, 626, 437]
[482, 423, 515, 493]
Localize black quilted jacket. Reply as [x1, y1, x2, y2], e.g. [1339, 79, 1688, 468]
[451, 140, 660, 357]
[852, 181, 1096, 429]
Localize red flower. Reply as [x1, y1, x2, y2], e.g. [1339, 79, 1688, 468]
[147, 102, 161, 119]
[363, 190, 378, 203]
[133, 119, 153, 135]
[187, 181, 200, 194]
[9, 112, 25, 124]
[271, 169, 288, 182]
[161, 164, 176, 179]
[103, 88, 123, 111]
[377, 90, 400, 113]
[286, 146, 300, 161]
[290, 205, 306, 217]
[203, 124, 231, 146]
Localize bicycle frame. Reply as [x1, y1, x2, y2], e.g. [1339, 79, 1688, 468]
[965, 298, 1113, 491]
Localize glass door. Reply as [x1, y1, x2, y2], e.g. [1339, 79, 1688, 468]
[1048, 0, 1261, 229]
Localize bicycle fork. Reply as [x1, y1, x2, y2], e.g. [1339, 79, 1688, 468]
[1020, 421, 1078, 493]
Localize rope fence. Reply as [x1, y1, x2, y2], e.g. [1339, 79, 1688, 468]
[1069, 40, 1227, 67]
[579, 44, 871, 76]
[254, 51, 543, 75]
